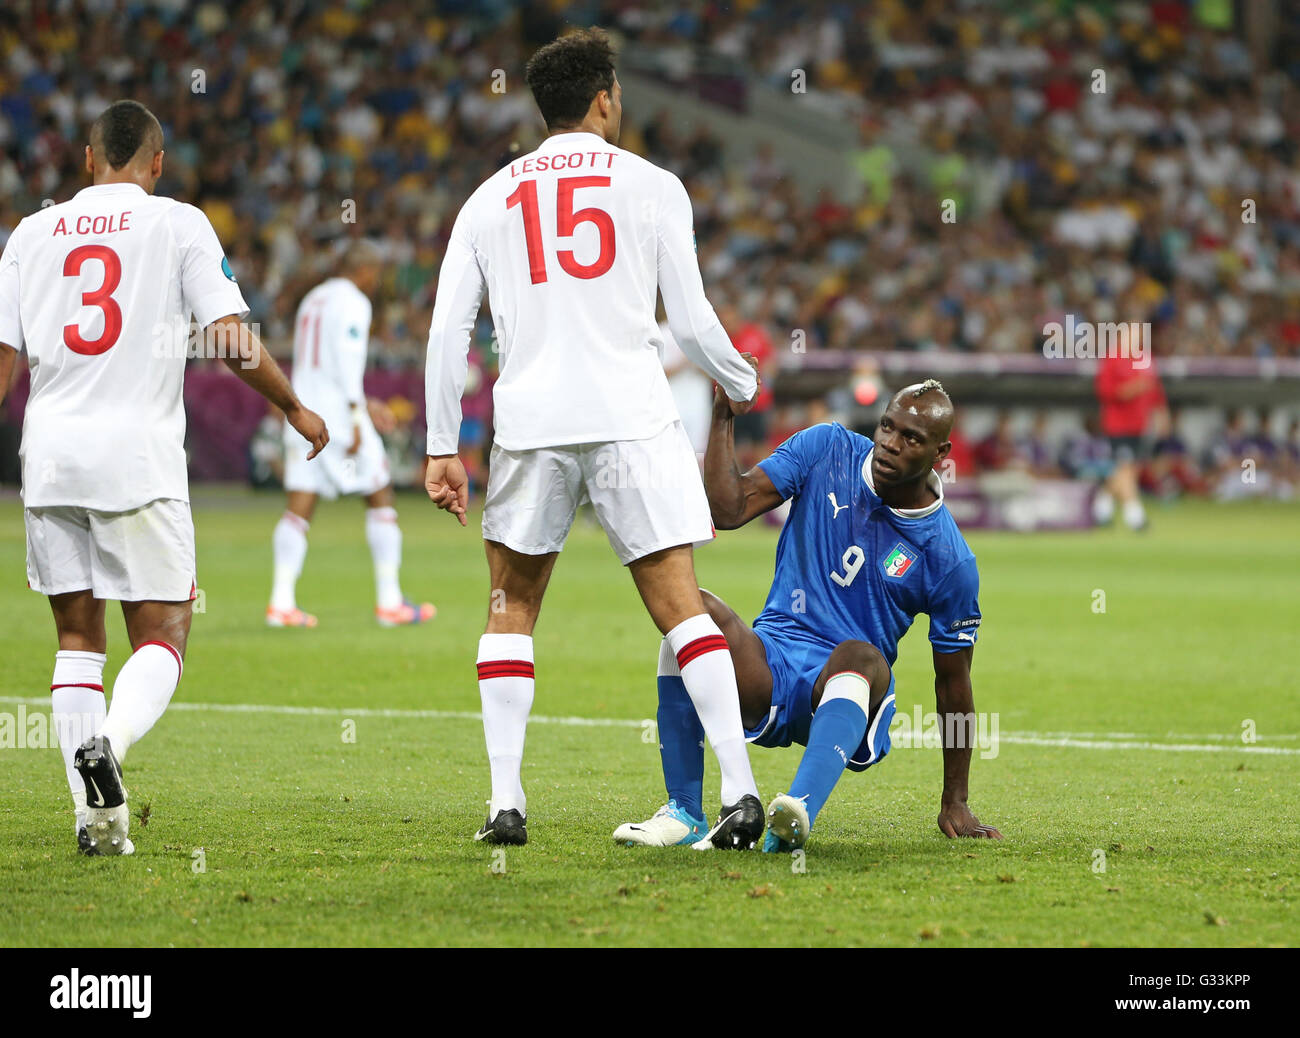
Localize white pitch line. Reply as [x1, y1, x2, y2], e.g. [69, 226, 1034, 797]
[994, 735, 1299, 756]
[1008, 729, 1299, 742]
[1, 696, 1296, 754]
[0, 695, 641, 729]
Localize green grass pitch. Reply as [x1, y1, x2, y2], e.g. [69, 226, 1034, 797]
[0, 488, 1296, 947]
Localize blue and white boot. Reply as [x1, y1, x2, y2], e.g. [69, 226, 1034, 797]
[613, 800, 708, 847]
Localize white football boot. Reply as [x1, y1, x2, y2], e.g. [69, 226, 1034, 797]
[613, 800, 708, 846]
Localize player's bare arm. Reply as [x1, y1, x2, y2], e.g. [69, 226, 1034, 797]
[655, 168, 760, 413]
[0, 341, 16, 407]
[703, 360, 784, 530]
[211, 314, 328, 459]
[933, 645, 1002, 840]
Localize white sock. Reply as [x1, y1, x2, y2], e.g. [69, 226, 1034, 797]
[1093, 490, 1115, 525]
[271, 512, 309, 611]
[1122, 497, 1146, 529]
[98, 642, 183, 762]
[51, 650, 107, 827]
[665, 614, 759, 806]
[476, 633, 534, 818]
[365, 506, 404, 610]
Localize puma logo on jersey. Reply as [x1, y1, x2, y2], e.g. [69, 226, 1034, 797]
[957, 631, 976, 643]
[827, 492, 848, 519]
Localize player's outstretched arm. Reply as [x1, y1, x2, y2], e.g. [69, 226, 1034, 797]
[933, 646, 1002, 839]
[211, 315, 329, 459]
[0, 343, 16, 408]
[704, 381, 785, 529]
[656, 174, 758, 410]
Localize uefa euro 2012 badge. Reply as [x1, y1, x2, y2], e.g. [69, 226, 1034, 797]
[882, 543, 917, 579]
[221, 256, 237, 281]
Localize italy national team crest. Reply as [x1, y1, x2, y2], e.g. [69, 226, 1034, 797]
[882, 543, 917, 578]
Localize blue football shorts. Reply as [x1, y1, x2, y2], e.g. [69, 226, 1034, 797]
[746, 621, 896, 773]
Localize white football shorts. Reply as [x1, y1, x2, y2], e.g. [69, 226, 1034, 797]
[482, 420, 714, 565]
[25, 498, 196, 602]
[284, 417, 390, 499]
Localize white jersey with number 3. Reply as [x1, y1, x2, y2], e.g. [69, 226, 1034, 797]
[425, 130, 758, 455]
[0, 182, 248, 512]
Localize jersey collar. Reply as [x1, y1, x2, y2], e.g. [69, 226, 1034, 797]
[863, 448, 945, 519]
[536, 131, 611, 150]
[74, 183, 148, 198]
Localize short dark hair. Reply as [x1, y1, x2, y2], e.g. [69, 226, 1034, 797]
[90, 100, 163, 170]
[524, 27, 616, 131]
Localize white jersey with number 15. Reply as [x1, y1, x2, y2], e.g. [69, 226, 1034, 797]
[0, 183, 248, 512]
[425, 130, 758, 456]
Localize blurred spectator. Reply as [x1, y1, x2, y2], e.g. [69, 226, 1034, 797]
[975, 411, 1023, 473]
[825, 360, 887, 439]
[944, 423, 977, 484]
[1206, 408, 1257, 499]
[1281, 417, 1300, 499]
[1141, 407, 1208, 499]
[1060, 416, 1114, 483]
[1094, 351, 1167, 529]
[1018, 411, 1062, 478]
[1205, 407, 1294, 500]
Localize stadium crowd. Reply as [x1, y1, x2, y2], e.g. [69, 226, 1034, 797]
[2, 0, 1298, 499]
[961, 406, 1300, 500]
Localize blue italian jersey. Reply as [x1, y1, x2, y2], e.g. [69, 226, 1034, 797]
[754, 422, 980, 662]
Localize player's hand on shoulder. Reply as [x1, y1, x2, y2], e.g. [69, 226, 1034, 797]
[425, 455, 469, 527]
[287, 403, 329, 460]
[938, 800, 1003, 840]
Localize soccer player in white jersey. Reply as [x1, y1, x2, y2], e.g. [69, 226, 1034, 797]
[425, 28, 766, 849]
[267, 241, 435, 628]
[0, 101, 329, 855]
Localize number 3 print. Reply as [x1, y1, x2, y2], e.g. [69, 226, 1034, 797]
[63, 244, 123, 355]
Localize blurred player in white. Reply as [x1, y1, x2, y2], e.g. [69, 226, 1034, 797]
[268, 241, 434, 628]
[425, 28, 766, 849]
[0, 101, 328, 855]
[659, 318, 712, 455]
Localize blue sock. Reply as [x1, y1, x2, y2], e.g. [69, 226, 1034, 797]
[788, 697, 868, 827]
[657, 675, 705, 821]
